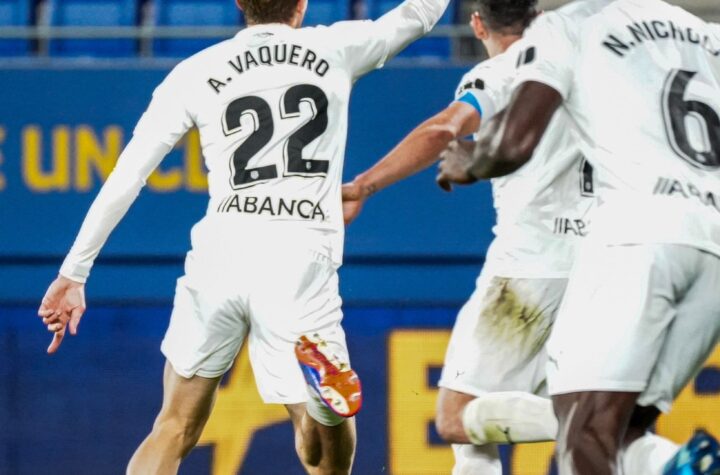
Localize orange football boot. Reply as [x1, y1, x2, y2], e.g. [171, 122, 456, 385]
[295, 335, 362, 418]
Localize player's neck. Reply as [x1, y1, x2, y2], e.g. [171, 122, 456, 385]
[486, 34, 522, 58]
[246, 15, 302, 29]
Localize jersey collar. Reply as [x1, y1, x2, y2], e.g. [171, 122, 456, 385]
[236, 23, 293, 38]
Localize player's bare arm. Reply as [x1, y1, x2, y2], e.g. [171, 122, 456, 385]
[437, 81, 563, 188]
[342, 88, 480, 224]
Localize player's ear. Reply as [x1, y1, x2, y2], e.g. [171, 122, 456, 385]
[297, 0, 308, 21]
[471, 12, 489, 40]
[235, 0, 244, 13]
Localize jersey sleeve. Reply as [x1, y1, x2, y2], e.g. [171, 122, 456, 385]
[512, 12, 579, 100]
[326, 0, 450, 78]
[453, 52, 515, 121]
[59, 68, 193, 282]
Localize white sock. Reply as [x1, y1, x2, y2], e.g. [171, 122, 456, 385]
[621, 433, 679, 475]
[461, 391, 558, 445]
[451, 443, 502, 475]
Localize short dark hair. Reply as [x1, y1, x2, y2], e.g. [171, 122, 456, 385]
[475, 0, 538, 34]
[238, 0, 299, 25]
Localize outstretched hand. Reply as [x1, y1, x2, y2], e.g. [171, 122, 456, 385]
[436, 140, 478, 192]
[341, 181, 368, 226]
[38, 275, 86, 354]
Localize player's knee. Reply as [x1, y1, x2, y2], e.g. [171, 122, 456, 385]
[435, 407, 465, 443]
[152, 413, 206, 456]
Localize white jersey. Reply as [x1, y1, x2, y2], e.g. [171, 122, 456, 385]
[516, 0, 720, 257]
[452, 1, 612, 278]
[59, 0, 449, 282]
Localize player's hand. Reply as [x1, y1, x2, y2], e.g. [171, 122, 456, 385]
[342, 181, 367, 225]
[436, 140, 478, 192]
[38, 275, 86, 354]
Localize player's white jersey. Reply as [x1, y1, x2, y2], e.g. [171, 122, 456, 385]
[59, 0, 450, 282]
[516, 0, 720, 257]
[139, 23, 395, 264]
[452, 3, 612, 278]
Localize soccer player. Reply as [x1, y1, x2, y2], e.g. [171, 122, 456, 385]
[438, 1, 720, 474]
[343, 0, 606, 472]
[36, 0, 450, 473]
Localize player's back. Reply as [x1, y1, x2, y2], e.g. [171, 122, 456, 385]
[458, 44, 594, 277]
[569, 0, 720, 255]
[143, 22, 391, 263]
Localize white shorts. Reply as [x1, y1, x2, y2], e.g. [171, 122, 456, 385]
[547, 243, 720, 412]
[161, 235, 348, 405]
[439, 272, 568, 396]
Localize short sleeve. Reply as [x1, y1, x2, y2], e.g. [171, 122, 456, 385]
[453, 49, 517, 121]
[133, 65, 194, 147]
[512, 12, 579, 100]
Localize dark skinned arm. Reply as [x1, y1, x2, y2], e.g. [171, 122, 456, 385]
[437, 81, 564, 188]
[470, 81, 563, 179]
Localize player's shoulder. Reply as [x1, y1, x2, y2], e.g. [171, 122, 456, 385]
[303, 20, 374, 35]
[525, 0, 613, 40]
[163, 36, 238, 85]
[456, 44, 522, 96]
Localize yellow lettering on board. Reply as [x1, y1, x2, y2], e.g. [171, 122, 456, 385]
[75, 125, 123, 192]
[657, 345, 720, 443]
[389, 330, 453, 474]
[198, 346, 289, 475]
[22, 126, 70, 192]
[184, 128, 208, 192]
[0, 127, 6, 191]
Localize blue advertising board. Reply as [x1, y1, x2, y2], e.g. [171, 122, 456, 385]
[3, 304, 720, 475]
[0, 65, 495, 304]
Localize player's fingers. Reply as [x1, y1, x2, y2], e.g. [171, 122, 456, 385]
[42, 315, 62, 325]
[341, 183, 360, 202]
[47, 329, 65, 354]
[436, 173, 453, 192]
[68, 306, 85, 335]
[38, 308, 57, 318]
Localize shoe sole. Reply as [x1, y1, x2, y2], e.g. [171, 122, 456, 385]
[295, 335, 362, 418]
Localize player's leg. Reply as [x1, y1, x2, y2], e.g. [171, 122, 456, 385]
[636, 248, 720, 474]
[451, 443, 501, 475]
[286, 403, 356, 475]
[128, 274, 249, 474]
[547, 243, 708, 474]
[248, 248, 358, 475]
[436, 388, 475, 443]
[127, 362, 222, 475]
[460, 390, 558, 445]
[553, 390, 639, 475]
[436, 276, 566, 472]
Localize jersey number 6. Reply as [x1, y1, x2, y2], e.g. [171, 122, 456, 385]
[662, 69, 720, 170]
[223, 84, 329, 188]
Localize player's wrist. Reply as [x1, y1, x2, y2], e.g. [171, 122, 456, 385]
[352, 176, 378, 200]
[464, 163, 481, 184]
[57, 271, 87, 286]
